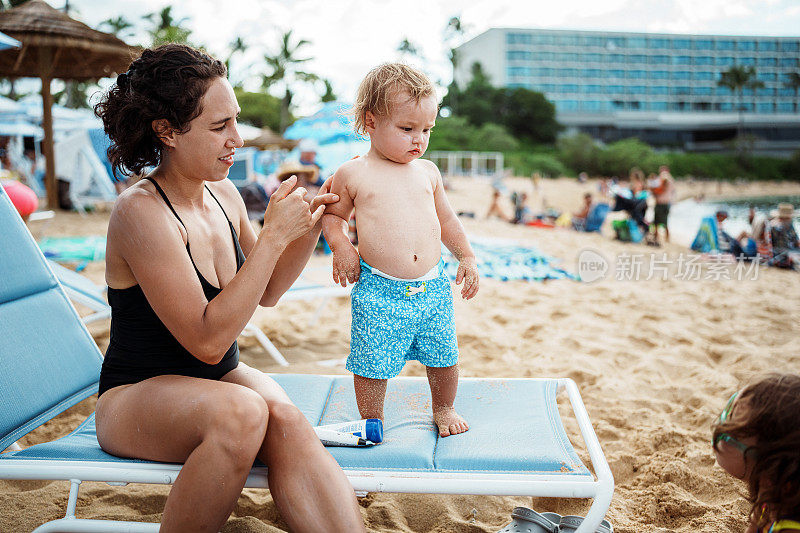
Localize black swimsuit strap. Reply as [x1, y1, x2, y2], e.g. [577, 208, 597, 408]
[145, 177, 187, 232]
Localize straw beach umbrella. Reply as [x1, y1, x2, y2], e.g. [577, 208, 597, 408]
[0, 0, 138, 208]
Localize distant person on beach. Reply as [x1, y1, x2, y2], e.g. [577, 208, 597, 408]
[712, 374, 800, 533]
[737, 206, 768, 257]
[512, 191, 531, 224]
[769, 203, 799, 269]
[93, 44, 364, 533]
[649, 165, 674, 245]
[486, 188, 510, 221]
[571, 192, 593, 230]
[715, 210, 748, 258]
[322, 63, 478, 437]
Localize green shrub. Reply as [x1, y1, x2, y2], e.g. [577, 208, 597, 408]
[505, 152, 571, 177]
[597, 138, 667, 177]
[469, 123, 520, 152]
[556, 133, 599, 174]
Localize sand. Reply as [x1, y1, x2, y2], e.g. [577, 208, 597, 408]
[2, 176, 800, 532]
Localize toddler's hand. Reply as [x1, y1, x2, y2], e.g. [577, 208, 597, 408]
[332, 244, 360, 287]
[455, 257, 479, 300]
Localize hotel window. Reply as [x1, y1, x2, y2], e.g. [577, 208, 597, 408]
[508, 82, 533, 89]
[759, 41, 777, 51]
[694, 87, 712, 96]
[583, 36, 604, 47]
[694, 72, 714, 81]
[609, 54, 625, 63]
[580, 101, 605, 111]
[739, 57, 756, 66]
[674, 86, 691, 95]
[533, 67, 555, 77]
[757, 87, 774, 97]
[606, 37, 626, 49]
[649, 86, 670, 95]
[673, 39, 691, 49]
[507, 51, 533, 61]
[779, 57, 798, 67]
[758, 72, 776, 82]
[507, 33, 532, 45]
[649, 55, 669, 65]
[694, 40, 714, 50]
[717, 56, 735, 66]
[647, 38, 670, 49]
[556, 100, 579, 111]
[627, 85, 647, 94]
[557, 68, 579, 77]
[606, 85, 625, 94]
[555, 52, 579, 62]
[582, 53, 603, 63]
[507, 67, 532, 77]
[628, 37, 646, 48]
[778, 87, 794, 97]
[558, 84, 580, 93]
[555, 35, 580, 46]
[627, 70, 647, 79]
[608, 69, 625, 78]
[777, 102, 793, 112]
[717, 40, 735, 50]
[694, 56, 714, 66]
[716, 86, 732, 96]
[672, 71, 692, 80]
[737, 40, 756, 51]
[759, 57, 777, 67]
[650, 101, 669, 111]
[720, 102, 734, 111]
[583, 69, 604, 78]
[649, 70, 670, 80]
[533, 34, 554, 45]
[674, 55, 692, 65]
[629, 54, 647, 64]
[780, 41, 799, 52]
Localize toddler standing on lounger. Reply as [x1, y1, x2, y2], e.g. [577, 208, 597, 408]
[322, 63, 479, 437]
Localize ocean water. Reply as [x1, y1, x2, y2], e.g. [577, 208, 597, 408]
[666, 195, 800, 247]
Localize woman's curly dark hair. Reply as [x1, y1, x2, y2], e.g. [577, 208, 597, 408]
[712, 374, 800, 528]
[94, 43, 227, 177]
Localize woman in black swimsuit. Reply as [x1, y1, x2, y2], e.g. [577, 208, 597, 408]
[93, 44, 365, 532]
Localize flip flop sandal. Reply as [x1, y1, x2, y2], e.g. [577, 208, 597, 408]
[497, 507, 559, 533]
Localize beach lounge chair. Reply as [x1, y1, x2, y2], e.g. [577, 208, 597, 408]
[0, 187, 614, 533]
[46, 258, 290, 366]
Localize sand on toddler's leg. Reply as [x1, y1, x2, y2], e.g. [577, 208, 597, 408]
[353, 374, 388, 421]
[426, 365, 469, 437]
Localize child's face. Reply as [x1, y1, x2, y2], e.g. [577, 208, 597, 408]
[713, 395, 756, 480]
[365, 91, 437, 164]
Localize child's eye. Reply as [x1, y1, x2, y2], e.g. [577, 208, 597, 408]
[400, 127, 412, 132]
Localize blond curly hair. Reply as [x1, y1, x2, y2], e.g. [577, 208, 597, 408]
[353, 63, 435, 135]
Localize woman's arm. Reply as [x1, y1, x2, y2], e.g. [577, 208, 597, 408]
[236, 176, 339, 306]
[114, 178, 323, 363]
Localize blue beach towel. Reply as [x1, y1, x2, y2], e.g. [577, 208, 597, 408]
[691, 216, 720, 253]
[441, 238, 576, 282]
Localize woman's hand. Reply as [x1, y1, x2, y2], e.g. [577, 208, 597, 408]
[309, 176, 339, 217]
[261, 176, 330, 248]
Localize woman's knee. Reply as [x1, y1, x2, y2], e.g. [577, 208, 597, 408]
[265, 401, 307, 431]
[206, 388, 268, 460]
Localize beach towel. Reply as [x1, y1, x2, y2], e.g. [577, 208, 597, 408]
[38, 236, 106, 264]
[441, 238, 576, 282]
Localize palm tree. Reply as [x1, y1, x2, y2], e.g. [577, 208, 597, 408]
[785, 71, 800, 113]
[718, 65, 765, 138]
[99, 15, 135, 39]
[444, 16, 467, 114]
[143, 6, 191, 46]
[262, 30, 318, 132]
[397, 37, 419, 61]
[320, 79, 336, 103]
[225, 36, 247, 88]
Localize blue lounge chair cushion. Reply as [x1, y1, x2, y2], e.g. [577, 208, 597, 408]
[4, 375, 589, 478]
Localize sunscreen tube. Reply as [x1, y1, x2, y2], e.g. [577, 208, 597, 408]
[313, 427, 373, 447]
[316, 419, 383, 444]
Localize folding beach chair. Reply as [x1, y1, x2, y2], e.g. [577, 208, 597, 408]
[0, 187, 614, 533]
[46, 258, 290, 366]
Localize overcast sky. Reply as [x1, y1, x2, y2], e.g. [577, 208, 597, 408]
[58, 0, 800, 116]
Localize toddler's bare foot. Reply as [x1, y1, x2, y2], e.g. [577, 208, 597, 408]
[433, 407, 469, 437]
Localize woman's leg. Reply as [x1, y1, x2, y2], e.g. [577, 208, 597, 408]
[222, 363, 366, 533]
[95, 375, 268, 533]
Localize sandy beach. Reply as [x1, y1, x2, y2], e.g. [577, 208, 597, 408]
[2, 176, 800, 532]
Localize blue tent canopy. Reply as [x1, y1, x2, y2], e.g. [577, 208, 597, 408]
[283, 102, 367, 145]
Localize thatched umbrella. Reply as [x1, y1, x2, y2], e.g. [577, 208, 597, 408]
[0, 0, 138, 208]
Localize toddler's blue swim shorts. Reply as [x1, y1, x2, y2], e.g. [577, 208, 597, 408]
[346, 258, 459, 379]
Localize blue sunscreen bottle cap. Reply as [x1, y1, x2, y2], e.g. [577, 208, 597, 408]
[365, 419, 383, 443]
